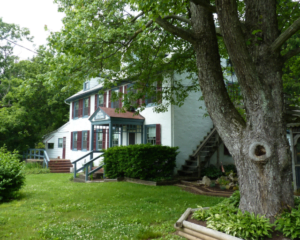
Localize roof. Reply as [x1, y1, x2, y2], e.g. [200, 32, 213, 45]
[43, 121, 70, 141]
[287, 123, 300, 128]
[65, 84, 103, 103]
[99, 107, 144, 119]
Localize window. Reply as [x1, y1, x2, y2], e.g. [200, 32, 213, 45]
[83, 81, 90, 91]
[110, 89, 119, 108]
[82, 131, 88, 150]
[58, 138, 63, 148]
[97, 132, 103, 150]
[98, 94, 104, 107]
[112, 133, 119, 147]
[48, 143, 54, 149]
[74, 101, 79, 118]
[83, 98, 89, 116]
[73, 132, 78, 150]
[145, 82, 161, 107]
[146, 126, 156, 145]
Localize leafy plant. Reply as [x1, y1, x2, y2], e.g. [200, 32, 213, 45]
[223, 164, 237, 174]
[0, 146, 25, 202]
[217, 176, 230, 186]
[275, 205, 300, 239]
[201, 165, 222, 179]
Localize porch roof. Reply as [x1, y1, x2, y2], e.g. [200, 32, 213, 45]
[99, 107, 144, 120]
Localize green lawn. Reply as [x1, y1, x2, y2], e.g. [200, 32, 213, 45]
[0, 174, 223, 240]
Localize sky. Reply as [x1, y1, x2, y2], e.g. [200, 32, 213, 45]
[0, 0, 65, 60]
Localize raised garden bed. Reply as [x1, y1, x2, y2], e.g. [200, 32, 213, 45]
[175, 208, 288, 240]
[123, 177, 179, 186]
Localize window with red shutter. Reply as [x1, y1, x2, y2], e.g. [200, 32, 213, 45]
[71, 132, 73, 149]
[77, 131, 82, 150]
[119, 86, 123, 108]
[88, 96, 91, 116]
[103, 92, 107, 107]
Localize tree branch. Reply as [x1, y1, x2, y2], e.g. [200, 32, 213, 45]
[283, 47, 300, 62]
[190, 0, 217, 13]
[163, 15, 191, 25]
[271, 16, 300, 51]
[131, 11, 144, 23]
[155, 16, 196, 44]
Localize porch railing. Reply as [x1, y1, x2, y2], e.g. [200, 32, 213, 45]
[23, 148, 50, 168]
[72, 151, 104, 181]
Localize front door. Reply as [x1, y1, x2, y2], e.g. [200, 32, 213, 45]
[62, 137, 66, 159]
[129, 132, 135, 145]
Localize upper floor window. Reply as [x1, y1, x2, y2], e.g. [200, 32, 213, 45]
[83, 81, 90, 91]
[83, 98, 89, 117]
[110, 89, 119, 108]
[98, 94, 104, 107]
[74, 101, 79, 118]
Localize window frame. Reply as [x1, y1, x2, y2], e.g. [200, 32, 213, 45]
[111, 89, 119, 108]
[145, 125, 156, 145]
[73, 132, 78, 151]
[58, 138, 63, 148]
[98, 94, 104, 108]
[82, 131, 88, 151]
[96, 131, 103, 151]
[83, 81, 90, 91]
[82, 97, 89, 117]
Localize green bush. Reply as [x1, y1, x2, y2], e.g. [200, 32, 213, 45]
[104, 144, 179, 180]
[0, 147, 25, 202]
[223, 164, 237, 174]
[201, 165, 222, 179]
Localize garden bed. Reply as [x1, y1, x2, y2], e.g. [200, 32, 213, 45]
[175, 208, 288, 240]
[123, 177, 179, 186]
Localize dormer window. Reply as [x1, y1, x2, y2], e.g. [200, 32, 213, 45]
[83, 81, 90, 91]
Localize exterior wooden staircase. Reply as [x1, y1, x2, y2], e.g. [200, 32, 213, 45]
[48, 159, 72, 173]
[178, 128, 221, 177]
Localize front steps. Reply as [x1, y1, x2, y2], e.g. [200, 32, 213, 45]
[48, 159, 73, 173]
[178, 128, 220, 177]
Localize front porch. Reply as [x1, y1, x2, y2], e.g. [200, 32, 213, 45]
[89, 107, 145, 150]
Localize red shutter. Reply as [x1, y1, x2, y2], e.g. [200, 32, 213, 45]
[88, 96, 91, 116]
[108, 90, 111, 108]
[70, 132, 73, 149]
[103, 92, 107, 108]
[72, 102, 74, 119]
[124, 85, 127, 94]
[94, 94, 98, 111]
[93, 130, 96, 150]
[77, 131, 82, 150]
[87, 130, 90, 151]
[102, 130, 106, 150]
[156, 124, 161, 145]
[119, 86, 123, 108]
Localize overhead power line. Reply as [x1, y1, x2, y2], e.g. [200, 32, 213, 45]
[5, 39, 39, 55]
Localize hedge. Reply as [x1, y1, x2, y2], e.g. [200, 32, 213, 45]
[104, 144, 179, 180]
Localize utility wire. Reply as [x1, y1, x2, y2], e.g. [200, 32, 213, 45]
[5, 39, 39, 55]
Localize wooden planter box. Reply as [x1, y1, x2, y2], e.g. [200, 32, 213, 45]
[174, 208, 242, 240]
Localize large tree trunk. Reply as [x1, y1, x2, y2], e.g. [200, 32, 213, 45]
[190, 0, 294, 220]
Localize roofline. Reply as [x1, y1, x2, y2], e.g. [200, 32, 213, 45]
[65, 79, 134, 103]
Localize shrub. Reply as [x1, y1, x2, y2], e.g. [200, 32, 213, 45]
[104, 144, 179, 180]
[0, 147, 25, 202]
[201, 165, 222, 179]
[275, 204, 300, 240]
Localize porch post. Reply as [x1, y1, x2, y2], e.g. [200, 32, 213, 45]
[290, 128, 297, 191]
[109, 121, 112, 148]
[91, 125, 94, 159]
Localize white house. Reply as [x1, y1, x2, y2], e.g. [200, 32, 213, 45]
[43, 74, 234, 175]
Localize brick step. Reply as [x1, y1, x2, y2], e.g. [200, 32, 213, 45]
[49, 160, 71, 163]
[48, 164, 73, 167]
[49, 167, 72, 170]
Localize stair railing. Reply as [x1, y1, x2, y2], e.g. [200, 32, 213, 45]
[72, 151, 103, 179]
[192, 128, 218, 158]
[83, 153, 105, 181]
[23, 148, 50, 168]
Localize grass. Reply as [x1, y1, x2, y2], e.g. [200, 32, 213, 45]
[0, 174, 224, 240]
[23, 162, 50, 175]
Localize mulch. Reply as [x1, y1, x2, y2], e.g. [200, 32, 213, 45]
[186, 213, 291, 240]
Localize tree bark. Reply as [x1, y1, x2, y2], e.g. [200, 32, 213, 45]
[190, 0, 294, 221]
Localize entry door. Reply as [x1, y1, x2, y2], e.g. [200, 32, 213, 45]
[62, 137, 66, 159]
[129, 133, 135, 145]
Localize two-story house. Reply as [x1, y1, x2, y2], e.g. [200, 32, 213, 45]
[43, 73, 234, 175]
